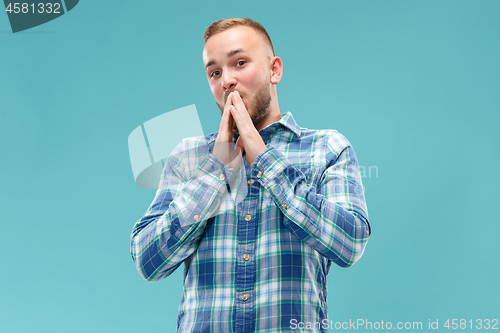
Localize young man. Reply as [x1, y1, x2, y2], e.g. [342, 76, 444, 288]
[131, 18, 371, 333]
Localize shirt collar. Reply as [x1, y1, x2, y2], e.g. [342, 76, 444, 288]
[275, 112, 302, 138]
[254, 111, 302, 139]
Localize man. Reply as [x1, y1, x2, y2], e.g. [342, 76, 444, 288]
[131, 18, 371, 333]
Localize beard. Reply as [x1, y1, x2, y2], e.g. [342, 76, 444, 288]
[216, 80, 272, 136]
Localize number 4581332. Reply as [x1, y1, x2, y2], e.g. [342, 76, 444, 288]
[443, 319, 498, 330]
[5, 3, 61, 14]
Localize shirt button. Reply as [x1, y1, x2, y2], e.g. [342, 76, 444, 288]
[193, 215, 199, 221]
[244, 215, 251, 222]
[282, 204, 288, 210]
[247, 179, 254, 185]
[241, 293, 248, 301]
[219, 174, 225, 181]
[256, 171, 263, 178]
[243, 254, 250, 261]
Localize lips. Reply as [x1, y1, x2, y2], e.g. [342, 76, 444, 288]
[223, 91, 244, 105]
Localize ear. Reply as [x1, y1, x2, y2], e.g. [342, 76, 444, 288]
[269, 56, 283, 85]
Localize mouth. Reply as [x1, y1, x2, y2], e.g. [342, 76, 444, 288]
[223, 91, 243, 106]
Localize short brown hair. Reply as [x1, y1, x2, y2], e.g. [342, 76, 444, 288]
[203, 18, 275, 56]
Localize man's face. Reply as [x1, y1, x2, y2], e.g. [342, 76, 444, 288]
[203, 26, 273, 129]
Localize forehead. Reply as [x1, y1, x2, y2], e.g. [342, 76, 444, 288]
[203, 26, 269, 64]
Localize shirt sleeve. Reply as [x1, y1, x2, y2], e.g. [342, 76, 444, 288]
[130, 139, 235, 281]
[252, 132, 371, 268]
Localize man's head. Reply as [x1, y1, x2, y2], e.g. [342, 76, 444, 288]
[202, 18, 283, 131]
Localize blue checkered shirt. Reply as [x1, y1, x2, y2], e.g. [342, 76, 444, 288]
[131, 112, 371, 332]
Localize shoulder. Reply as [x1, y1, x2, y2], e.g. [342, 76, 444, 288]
[297, 127, 351, 155]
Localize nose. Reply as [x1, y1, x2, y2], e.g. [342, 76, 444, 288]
[221, 70, 237, 91]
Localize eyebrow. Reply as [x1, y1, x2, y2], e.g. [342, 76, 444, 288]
[205, 49, 245, 70]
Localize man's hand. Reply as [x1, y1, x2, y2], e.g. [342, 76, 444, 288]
[213, 94, 243, 170]
[229, 91, 267, 166]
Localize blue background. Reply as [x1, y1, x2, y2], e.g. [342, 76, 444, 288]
[1, 0, 498, 332]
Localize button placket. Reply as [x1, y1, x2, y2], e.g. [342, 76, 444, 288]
[234, 172, 258, 332]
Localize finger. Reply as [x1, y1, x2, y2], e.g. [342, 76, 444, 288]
[220, 97, 232, 129]
[232, 91, 247, 113]
[217, 94, 235, 142]
[228, 105, 241, 132]
[230, 92, 253, 133]
[235, 136, 245, 152]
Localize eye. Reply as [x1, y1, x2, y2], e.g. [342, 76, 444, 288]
[210, 70, 221, 78]
[236, 60, 246, 67]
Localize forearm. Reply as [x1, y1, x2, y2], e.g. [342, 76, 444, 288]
[253, 146, 370, 267]
[131, 154, 233, 281]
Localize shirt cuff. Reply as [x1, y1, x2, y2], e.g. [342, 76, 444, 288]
[252, 148, 312, 229]
[195, 153, 235, 195]
[252, 147, 289, 188]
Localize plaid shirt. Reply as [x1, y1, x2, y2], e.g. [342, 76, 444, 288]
[130, 112, 371, 333]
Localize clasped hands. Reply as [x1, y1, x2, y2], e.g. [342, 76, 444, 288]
[212, 91, 267, 169]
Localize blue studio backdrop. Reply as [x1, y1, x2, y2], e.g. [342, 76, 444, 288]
[1, 1, 499, 332]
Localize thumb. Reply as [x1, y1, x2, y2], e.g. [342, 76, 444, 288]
[236, 136, 245, 152]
